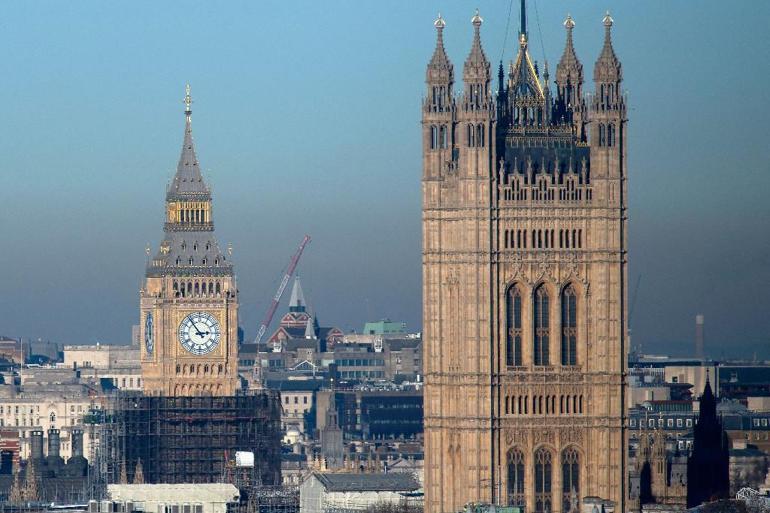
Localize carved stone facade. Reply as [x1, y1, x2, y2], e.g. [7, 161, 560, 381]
[422, 9, 627, 513]
[140, 87, 239, 396]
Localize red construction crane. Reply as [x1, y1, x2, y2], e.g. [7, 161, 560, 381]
[253, 235, 311, 347]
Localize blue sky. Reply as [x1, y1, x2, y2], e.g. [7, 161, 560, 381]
[1, 1, 768, 357]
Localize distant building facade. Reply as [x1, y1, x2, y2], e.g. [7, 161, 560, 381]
[422, 7, 627, 513]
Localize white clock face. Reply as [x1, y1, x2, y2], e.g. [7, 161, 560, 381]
[178, 312, 221, 355]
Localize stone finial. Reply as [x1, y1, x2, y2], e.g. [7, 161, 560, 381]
[434, 12, 446, 30]
[564, 13, 575, 30]
[603, 11, 614, 28]
[471, 8, 483, 27]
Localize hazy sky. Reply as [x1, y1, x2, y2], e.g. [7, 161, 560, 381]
[1, 1, 769, 358]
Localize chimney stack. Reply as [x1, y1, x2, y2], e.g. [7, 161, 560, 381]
[47, 428, 64, 469]
[71, 429, 84, 458]
[695, 314, 705, 360]
[30, 430, 44, 462]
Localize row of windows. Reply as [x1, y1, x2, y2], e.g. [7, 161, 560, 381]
[283, 396, 309, 405]
[503, 229, 583, 250]
[113, 377, 140, 388]
[172, 383, 223, 395]
[466, 123, 485, 147]
[506, 284, 579, 367]
[597, 123, 617, 147]
[174, 363, 226, 376]
[173, 280, 223, 297]
[502, 186, 592, 203]
[510, 105, 547, 127]
[429, 125, 449, 150]
[176, 209, 207, 224]
[429, 86, 450, 112]
[503, 394, 584, 416]
[629, 417, 694, 428]
[507, 447, 580, 513]
[334, 359, 385, 367]
[340, 370, 385, 379]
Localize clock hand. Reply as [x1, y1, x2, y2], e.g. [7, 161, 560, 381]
[191, 322, 205, 337]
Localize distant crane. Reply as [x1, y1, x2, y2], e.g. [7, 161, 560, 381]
[253, 235, 311, 347]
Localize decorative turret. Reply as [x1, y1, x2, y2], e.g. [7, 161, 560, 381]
[423, 14, 456, 176]
[590, 12, 624, 161]
[505, 0, 548, 127]
[462, 9, 490, 111]
[426, 13, 454, 112]
[593, 12, 623, 105]
[556, 15, 584, 110]
[554, 14, 586, 137]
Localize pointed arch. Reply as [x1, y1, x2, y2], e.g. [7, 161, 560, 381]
[507, 447, 525, 506]
[561, 446, 581, 513]
[506, 284, 523, 366]
[534, 284, 550, 366]
[561, 284, 578, 366]
[534, 447, 553, 513]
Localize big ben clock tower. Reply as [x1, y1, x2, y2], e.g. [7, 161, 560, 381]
[140, 86, 239, 396]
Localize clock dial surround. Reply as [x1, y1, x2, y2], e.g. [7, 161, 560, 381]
[178, 312, 221, 355]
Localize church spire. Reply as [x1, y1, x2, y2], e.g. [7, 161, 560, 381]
[168, 84, 210, 201]
[289, 276, 306, 313]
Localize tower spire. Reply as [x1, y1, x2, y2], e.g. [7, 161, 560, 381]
[520, 0, 527, 40]
[463, 9, 490, 87]
[594, 11, 622, 84]
[427, 13, 453, 80]
[168, 84, 209, 199]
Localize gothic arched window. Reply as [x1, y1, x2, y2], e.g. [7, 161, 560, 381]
[507, 448, 525, 506]
[439, 125, 448, 149]
[477, 124, 484, 147]
[598, 124, 606, 147]
[430, 125, 438, 150]
[467, 124, 475, 147]
[561, 447, 580, 513]
[534, 285, 550, 366]
[506, 285, 523, 366]
[561, 285, 578, 366]
[535, 448, 553, 513]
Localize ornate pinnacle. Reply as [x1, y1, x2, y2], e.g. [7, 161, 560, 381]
[603, 11, 614, 28]
[184, 84, 193, 115]
[471, 8, 483, 27]
[564, 14, 575, 31]
[434, 13, 446, 30]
